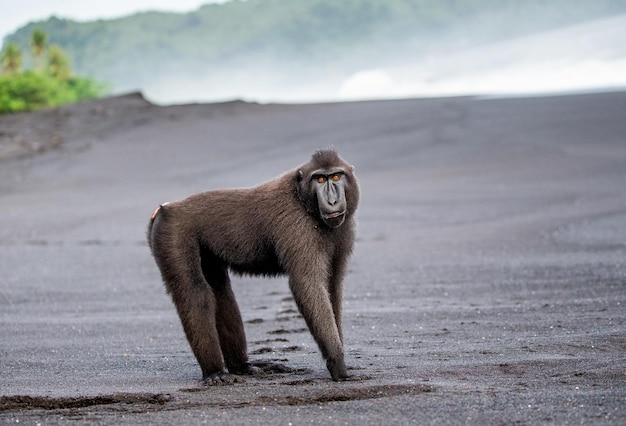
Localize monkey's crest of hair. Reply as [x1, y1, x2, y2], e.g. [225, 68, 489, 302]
[298, 148, 354, 180]
[312, 148, 342, 169]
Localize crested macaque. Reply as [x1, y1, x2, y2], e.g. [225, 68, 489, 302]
[147, 149, 359, 384]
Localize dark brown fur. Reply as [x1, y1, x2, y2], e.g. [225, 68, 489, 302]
[147, 149, 359, 383]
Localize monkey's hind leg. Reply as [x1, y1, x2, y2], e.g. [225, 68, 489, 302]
[201, 257, 251, 375]
[153, 238, 233, 384]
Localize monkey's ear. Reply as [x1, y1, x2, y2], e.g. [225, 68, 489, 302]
[298, 170, 304, 181]
[350, 165, 355, 172]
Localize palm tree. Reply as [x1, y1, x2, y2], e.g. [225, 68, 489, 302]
[1, 42, 23, 75]
[47, 44, 72, 81]
[31, 28, 48, 71]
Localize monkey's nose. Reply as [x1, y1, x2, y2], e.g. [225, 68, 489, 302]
[327, 186, 338, 205]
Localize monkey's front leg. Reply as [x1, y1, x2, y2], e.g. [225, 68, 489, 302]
[288, 275, 349, 381]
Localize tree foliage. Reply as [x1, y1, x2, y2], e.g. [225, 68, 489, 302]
[0, 30, 107, 114]
[30, 28, 47, 70]
[47, 44, 72, 81]
[1, 42, 23, 75]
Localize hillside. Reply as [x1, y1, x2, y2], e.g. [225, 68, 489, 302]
[4, 0, 626, 102]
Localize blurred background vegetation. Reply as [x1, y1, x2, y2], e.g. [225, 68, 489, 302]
[0, 29, 107, 114]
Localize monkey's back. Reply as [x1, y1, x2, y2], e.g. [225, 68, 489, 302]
[149, 171, 312, 277]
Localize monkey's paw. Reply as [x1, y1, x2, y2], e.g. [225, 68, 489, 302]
[203, 371, 243, 386]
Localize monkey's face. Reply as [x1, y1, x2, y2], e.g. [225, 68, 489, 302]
[310, 168, 348, 228]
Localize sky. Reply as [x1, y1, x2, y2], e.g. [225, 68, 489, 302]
[1, 0, 227, 43]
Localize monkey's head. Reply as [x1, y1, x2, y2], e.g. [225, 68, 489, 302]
[297, 149, 359, 228]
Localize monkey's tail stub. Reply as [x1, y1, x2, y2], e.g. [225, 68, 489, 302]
[147, 202, 171, 250]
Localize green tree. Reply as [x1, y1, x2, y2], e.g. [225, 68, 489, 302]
[0, 31, 108, 114]
[30, 28, 48, 70]
[0, 71, 65, 112]
[47, 44, 72, 81]
[0, 70, 107, 114]
[1, 42, 23, 75]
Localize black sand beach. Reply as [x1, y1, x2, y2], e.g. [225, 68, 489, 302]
[0, 91, 625, 424]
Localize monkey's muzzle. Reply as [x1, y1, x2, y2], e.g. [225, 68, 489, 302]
[321, 210, 346, 227]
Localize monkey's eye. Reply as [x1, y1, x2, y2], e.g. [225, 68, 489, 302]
[331, 174, 341, 182]
[317, 176, 326, 183]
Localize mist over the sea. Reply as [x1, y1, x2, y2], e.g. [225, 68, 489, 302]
[144, 13, 626, 104]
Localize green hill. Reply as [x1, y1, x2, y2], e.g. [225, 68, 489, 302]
[4, 0, 625, 100]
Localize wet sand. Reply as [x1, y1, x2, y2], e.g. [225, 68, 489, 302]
[0, 91, 625, 424]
